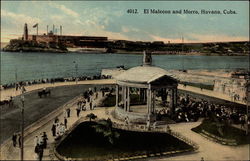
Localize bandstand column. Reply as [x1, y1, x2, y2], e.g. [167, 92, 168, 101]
[174, 87, 177, 112]
[169, 88, 174, 114]
[115, 85, 119, 107]
[152, 90, 155, 113]
[171, 88, 175, 114]
[127, 87, 130, 112]
[147, 88, 152, 114]
[123, 86, 127, 111]
[121, 86, 124, 104]
[143, 89, 146, 103]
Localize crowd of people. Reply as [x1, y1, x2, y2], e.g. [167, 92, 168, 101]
[0, 74, 111, 90]
[12, 132, 22, 148]
[34, 132, 48, 161]
[156, 93, 249, 129]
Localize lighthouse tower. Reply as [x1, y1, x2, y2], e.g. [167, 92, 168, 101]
[23, 23, 28, 40]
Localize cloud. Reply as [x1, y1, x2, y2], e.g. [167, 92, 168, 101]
[121, 26, 139, 33]
[1, 9, 41, 25]
[49, 2, 79, 17]
[150, 34, 182, 43]
[187, 33, 249, 42]
[51, 15, 65, 21]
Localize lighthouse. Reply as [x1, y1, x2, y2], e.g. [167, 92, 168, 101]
[23, 23, 28, 40]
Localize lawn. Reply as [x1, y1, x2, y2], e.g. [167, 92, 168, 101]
[56, 121, 193, 160]
[192, 119, 250, 145]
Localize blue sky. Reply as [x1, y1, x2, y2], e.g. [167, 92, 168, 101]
[1, 1, 249, 43]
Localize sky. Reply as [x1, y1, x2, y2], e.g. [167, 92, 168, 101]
[1, 1, 249, 43]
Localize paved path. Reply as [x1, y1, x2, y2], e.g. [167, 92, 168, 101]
[1, 79, 248, 160]
[0, 79, 115, 101]
[1, 79, 246, 105]
[178, 84, 246, 105]
[0, 91, 113, 160]
[152, 122, 249, 161]
[0, 84, 114, 144]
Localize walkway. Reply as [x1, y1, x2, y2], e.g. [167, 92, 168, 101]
[0, 91, 113, 160]
[1, 79, 248, 160]
[178, 84, 246, 105]
[0, 79, 115, 101]
[1, 79, 246, 106]
[153, 122, 249, 161]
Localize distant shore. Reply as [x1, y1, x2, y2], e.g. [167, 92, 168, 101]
[1, 42, 248, 56]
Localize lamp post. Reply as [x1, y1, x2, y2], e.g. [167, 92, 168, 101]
[246, 81, 249, 135]
[73, 61, 78, 84]
[20, 94, 24, 161]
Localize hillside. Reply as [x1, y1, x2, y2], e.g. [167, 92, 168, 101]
[2, 39, 68, 53]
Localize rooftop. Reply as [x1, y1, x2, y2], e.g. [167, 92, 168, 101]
[115, 66, 177, 84]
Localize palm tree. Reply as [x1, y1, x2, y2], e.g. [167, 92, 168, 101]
[93, 118, 120, 145]
[86, 113, 97, 122]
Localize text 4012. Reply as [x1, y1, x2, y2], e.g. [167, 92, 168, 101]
[127, 9, 138, 14]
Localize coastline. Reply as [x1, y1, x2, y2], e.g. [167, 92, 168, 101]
[1, 49, 247, 56]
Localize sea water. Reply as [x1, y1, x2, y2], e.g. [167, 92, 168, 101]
[1, 52, 248, 84]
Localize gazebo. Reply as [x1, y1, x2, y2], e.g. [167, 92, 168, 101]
[114, 51, 178, 123]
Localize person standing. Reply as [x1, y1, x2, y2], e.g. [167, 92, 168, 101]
[146, 119, 150, 131]
[95, 92, 98, 99]
[18, 133, 22, 148]
[34, 136, 39, 146]
[76, 106, 81, 117]
[82, 100, 86, 111]
[90, 100, 93, 110]
[54, 117, 59, 124]
[59, 123, 65, 136]
[12, 133, 17, 147]
[38, 144, 44, 161]
[51, 123, 56, 137]
[42, 132, 48, 149]
[64, 109, 68, 118]
[56, 124, 60, 137]
[66, 108, 71, 118]
[64, 117, 68, 129]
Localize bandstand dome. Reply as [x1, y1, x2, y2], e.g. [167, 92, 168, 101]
[115, 66, 176, 84]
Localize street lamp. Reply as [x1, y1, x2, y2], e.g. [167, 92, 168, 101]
[20, 94, 24, 161]
[246, 81, 250, 135]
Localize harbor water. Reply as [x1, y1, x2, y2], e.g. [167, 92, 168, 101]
[1, 52, 249, 84]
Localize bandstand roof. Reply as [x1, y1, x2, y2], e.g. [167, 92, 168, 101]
[115, 66, 178, 85]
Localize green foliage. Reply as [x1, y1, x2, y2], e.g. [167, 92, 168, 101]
[93, 119, 120, 145]
[192, 119, 250, 145]
[86, 113, 97, 121]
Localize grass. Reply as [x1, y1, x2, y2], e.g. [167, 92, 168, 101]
[56, 121, 193, 159]
[192, 119, 250, 145]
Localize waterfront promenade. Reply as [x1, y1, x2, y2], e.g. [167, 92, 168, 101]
[1, 96, 248, 160]
[1, 79, 246, 105]
[0, 79, 249, 160]
[0, 79, 115, 101]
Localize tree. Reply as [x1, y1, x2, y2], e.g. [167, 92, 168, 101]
[93, 118, 120, 145]
[86, 113, 97, 122]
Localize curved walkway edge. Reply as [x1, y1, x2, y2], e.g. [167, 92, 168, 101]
[1, 79, 245, 105]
